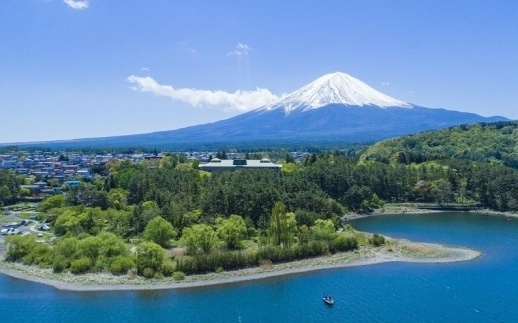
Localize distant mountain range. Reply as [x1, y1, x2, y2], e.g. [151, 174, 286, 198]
[4, 72, 508, 149]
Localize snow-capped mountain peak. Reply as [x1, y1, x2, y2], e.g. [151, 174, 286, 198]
[262, 72, 412, 114]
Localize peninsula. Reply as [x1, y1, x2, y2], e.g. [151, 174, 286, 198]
[0, 232, 480, 292]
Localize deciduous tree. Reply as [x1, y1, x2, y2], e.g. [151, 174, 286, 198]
[143, 216, 177, 248]
[181, 224, 219, 254]
[135, 241, 167, 278]
[216, 214, 247, 249]
[311, 219, 335, 241]
[269, 202, 297, 248]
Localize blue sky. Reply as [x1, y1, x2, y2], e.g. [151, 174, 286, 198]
[1, 0, 518, 143]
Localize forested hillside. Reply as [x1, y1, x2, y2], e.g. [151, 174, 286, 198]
[360, 121, 518, 168]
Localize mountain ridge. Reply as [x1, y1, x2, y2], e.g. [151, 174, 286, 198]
[1, 72, 509, 149]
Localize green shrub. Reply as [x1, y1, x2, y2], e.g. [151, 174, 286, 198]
[161, 260, 175, 277]
[256, 242, 329, 265]
[70, 257, 92, 274]
[110, 256, 135, 275]
[23, 243, 53, 266]
[329, 235, 359, 253]
[175, 251, 259, 275]
[142, 267, 155, 278]
[94, 256, 110, 272]
[52, 255, 69, 273]
[369, 234, 386, 247]
[154, 272, 164, 279]
[5, 235, 37, 262]
[173, 271, 185, 281]
[136, 242, 166, 276]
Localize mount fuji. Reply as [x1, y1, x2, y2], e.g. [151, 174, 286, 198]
[261, 72, 413, 114]
[13, 72, 509, 148]
[124, 72, 505, 145]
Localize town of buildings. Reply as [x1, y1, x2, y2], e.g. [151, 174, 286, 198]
[1, 150, 307, 199]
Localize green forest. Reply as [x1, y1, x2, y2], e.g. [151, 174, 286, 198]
[4, 121, 518, 279]
[361, 121, 518, 168]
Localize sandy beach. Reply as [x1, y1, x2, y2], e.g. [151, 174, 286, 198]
[0, 239, 480, 292]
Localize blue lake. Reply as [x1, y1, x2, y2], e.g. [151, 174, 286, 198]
[1, 212, 517, 322]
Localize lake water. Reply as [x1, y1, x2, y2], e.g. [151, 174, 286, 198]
[1, 212, 517, 322]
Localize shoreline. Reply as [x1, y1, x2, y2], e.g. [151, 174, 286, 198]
[343, 205, 518, 221]
[0, 240, 481, 292]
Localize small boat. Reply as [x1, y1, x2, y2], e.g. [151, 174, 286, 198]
[323, 295, 334, 306]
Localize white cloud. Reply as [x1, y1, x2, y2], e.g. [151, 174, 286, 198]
[63, 0, 89, 10]
[141, 67, 150, 72]
[381, 82, 390, 87]
[127, 75, 279, 112]
[227, 43, 253, 56]
[177, 41, 197, 54]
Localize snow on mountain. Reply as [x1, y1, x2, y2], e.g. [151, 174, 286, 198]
[12, 71, 508, 149]
[261, 72, 412, 114]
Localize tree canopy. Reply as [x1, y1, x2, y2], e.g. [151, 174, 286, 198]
[143, 216, 177, 248]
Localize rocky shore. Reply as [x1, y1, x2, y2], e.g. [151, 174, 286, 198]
[342, 204, 518, 221]
[0, 238, 480, 292]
